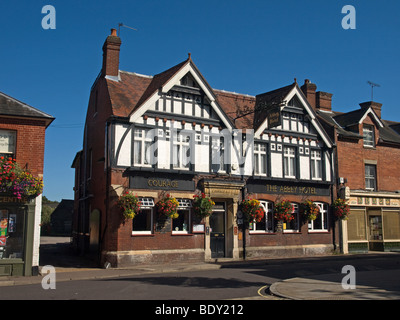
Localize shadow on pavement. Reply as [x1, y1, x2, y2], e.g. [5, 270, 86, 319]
[39, 236, 98, 269]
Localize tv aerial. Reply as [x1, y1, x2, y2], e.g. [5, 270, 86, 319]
[118, 23, 138, 36]
[367, 81, 381, 101]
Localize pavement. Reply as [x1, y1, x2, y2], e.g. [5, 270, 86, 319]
[1, 237, 400, 300]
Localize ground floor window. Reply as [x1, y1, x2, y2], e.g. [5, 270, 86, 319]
[172, 199, 192, 234]
[250, 201, 274, 233]
[132, 198, 154, 235]
[383, 210, 400, 240]
[347, 209, 367, 241]
[284, 203, 300, 232]
[0, 207, 25, 259]
[308, 202, 329, 232]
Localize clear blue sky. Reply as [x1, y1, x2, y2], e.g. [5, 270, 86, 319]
[1, 0, 399, 201]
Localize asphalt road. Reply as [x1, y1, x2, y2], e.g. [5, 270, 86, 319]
[1, 237, 400, 302]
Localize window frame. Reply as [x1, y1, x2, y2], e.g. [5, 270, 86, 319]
[283, 203, 300, 233]
[254, 142, 268, 176]
[365, 164, 377, 191]
[283, 146, 296, 179]
[308, 202, 329, 232]
[310, 149, 323, 180]
[132, 198, 155, 235]
[172, 199, 192, 234]
[363, 125, 375, 148]
[133, 128, 153, 167]
[249, 200, 274, 233]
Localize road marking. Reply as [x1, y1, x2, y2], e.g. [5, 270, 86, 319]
[257, 285, 271, 299]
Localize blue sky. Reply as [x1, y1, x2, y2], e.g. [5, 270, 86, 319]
[1, 0, 399, 201]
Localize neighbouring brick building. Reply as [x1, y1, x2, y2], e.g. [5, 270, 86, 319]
[314, 85, 400, 253]
[72, 29, 339, 267]
[0, 91, 54, 276]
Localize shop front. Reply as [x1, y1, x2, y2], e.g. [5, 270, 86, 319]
[0, 196, 36, 276]
[344, 191, 400, 253]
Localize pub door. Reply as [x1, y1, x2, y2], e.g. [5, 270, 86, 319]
[210, 202, 225, 258]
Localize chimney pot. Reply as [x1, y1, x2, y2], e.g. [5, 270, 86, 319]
[111, 28, 117, 36]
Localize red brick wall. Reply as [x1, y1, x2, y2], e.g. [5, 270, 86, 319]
[0, 117, 46, 176]
[337, 115, 400, 192]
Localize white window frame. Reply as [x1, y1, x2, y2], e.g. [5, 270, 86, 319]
[363, 125, 375, 148]
[311, 150, 323, 180]
[308, 202, 329, 232]
[172, 132, 191, 170]
[365, 164, 377, 191]
[254, 143, 267, 176]
[211, 137, 226, 173]
[132, 198, 154, 235]
[133, 128, 153, 167]
[249, 201, 274, 233]
[0, 129, 16, 158]
[284, 203, 300, 233]
[284, 146, 296, 178]
[172, 199, 192, 234]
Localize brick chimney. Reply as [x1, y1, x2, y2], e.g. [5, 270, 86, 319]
[359, 101, 382, 118]
[301, 79, 317, 109]
[316, 91, 333, 112]
[102, 28, 121, 77]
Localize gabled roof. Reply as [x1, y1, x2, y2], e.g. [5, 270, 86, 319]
[317, 108, 400, 145]
[0, 91, 54, 127]
[253, 82, 333, 148]
[333, 107, 384, 129]
[105, 56, 235, 130]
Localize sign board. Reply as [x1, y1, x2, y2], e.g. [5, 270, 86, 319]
[130, 176, 195, 191]
[247, 180, 330, 197]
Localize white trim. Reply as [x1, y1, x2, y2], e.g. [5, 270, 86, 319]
[129, 62, 233, 131]
[254, 86, 332, 148]
[359, 107, 384, 128]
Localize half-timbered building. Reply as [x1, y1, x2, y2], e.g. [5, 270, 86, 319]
[72, 29, 337, 266]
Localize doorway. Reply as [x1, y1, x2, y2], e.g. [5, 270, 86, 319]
[209, 202, 226, 258]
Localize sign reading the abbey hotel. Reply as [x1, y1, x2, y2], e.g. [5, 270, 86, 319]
[247, 180, 330, 196]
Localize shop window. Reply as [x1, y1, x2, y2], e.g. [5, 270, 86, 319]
[383, 210, 400, 240]
[308, 202, 329, 232]
[347, 209, 367, 241]
[365, 164, 377, 191]
[284, 203, 299, 232]
[133, 128, 153, 166]
[310, 150, 322, 180]
[284, 147, 296, 178]
[250, 201, 274, 233]
[363, 125, 375, 148]
[132, 198, 154, 235]
[0, 130, 16, 160]
[254, 143, 267, 176]
[0, 208, 25, 259]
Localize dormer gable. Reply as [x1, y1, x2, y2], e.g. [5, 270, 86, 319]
[254, 83, 332, 148]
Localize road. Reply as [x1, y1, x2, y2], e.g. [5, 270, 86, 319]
[1, 249, 400, 300]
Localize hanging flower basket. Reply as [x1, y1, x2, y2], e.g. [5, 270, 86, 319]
[192, 192, 215, 219]
[332, 198, 350, 220]
[156, 194, 179, 219]
[117, 191, 141, 220]
[300, 200, 320, 221]
[274, 200, 294, 222]
[0, 156, 43, 199]
[239, 199, 265, 223]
